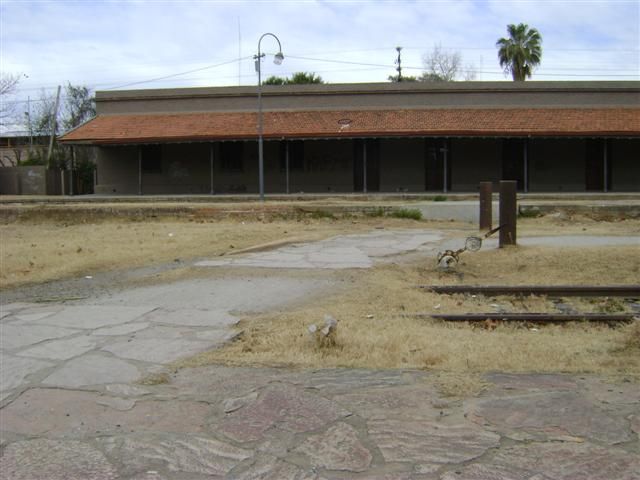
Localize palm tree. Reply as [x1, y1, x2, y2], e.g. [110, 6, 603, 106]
[496, 23, 542, 81]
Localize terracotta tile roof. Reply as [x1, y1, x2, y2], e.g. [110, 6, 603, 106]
[60, 108, 640, 144]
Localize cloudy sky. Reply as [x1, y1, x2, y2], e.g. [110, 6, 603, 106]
[1, 0, 639, 123]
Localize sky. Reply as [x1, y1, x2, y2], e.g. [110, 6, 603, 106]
[1, 0, 639, 131]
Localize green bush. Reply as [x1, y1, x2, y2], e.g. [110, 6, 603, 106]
[310, 210, 336, 220]
[432, 195, 448, 202]
[366, 207, 386, 218]
[390, 208, 422, 220]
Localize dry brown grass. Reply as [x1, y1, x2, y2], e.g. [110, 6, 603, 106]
[622, 319, 640, 350]
[180, 245, 640, 376]
[0, 216, 440, 289]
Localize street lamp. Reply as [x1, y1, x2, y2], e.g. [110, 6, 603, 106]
[255, 33, 284, 201]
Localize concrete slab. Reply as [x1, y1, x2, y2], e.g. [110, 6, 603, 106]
[32, 305, 156, 329]
[0, 354, 53, 392]
[196, 229, 443, 270]
[16, 335, 98, 360]
[102, 337, 212, 364]
[42, 354, 140, 387]
[92, 322, 150, 336]
[142, 308, 239, 327]
[0, 323, 80, 350]
[11, 311, 58, 323]
[94, 276, 332, 312]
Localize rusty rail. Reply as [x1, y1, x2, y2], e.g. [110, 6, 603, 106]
[419, 285, 640, 297]
[411, 312, 635, 323]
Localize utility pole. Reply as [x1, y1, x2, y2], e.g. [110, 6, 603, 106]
[395, 46, 403, 82]
[27, 96, 33, 150]
[46, 85, 61, 168]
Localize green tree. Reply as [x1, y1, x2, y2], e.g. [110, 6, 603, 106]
[62, 83, 95, 131]
[496, 23, 542, 81]
[263, 75, 286, 85]
[262, 72, 325, 85]
[287, 72, 324, 84]
[388, 74, 418, 82]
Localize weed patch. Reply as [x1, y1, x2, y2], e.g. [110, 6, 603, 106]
[390, 208, 422, 220]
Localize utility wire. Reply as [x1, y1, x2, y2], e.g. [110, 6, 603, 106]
[102, 56, 251, 90]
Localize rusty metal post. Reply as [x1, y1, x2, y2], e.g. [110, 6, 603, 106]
[499, 180, 517, 247]
[479, 181, 492, 231]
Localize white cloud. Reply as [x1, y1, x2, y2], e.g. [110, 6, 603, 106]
[0, 0, 637, 107]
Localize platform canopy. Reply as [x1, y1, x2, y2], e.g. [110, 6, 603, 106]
[59, 107, 640, 145]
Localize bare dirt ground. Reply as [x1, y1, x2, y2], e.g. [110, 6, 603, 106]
[2, 209, 639, 381]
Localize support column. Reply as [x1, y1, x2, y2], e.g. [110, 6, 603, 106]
[479, 181, 492, 231]
[363, 140, 367, 194]
[442, 141, 448, 193]
[138, 147, 142, 195]
[603, 139, 609, 193]
[285, 141, 290, 194]
[523, 139, 529, 193]
[69, 146, 75, 196]
[210, 143, 215, 195]
[499, 180, 517, 247]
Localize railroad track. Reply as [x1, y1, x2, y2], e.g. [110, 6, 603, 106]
[418, 285, 640, 297]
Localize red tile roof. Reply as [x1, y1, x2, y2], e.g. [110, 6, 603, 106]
[60, 108, 640, 144]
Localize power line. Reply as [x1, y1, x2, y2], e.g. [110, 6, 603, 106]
[103, 56, 251, 90]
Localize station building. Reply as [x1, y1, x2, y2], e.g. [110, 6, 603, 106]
[60, 81, 640, 195]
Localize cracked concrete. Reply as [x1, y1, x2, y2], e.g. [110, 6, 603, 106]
[1, 229, 639, 479]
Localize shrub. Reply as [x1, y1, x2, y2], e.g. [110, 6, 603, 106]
[432, 195, 448, 202]
[310, 210, 336, 220]
[366, 207, 386, 218]
[390, 208, 422, 220]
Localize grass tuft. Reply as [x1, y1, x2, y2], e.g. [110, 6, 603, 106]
[309, 210, 336, 220]
[390, 208, 422, 220]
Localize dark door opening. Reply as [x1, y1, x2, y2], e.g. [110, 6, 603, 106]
[424, 138, 450, 191]
[502, 139, 525, 191]
[353, 139, 380, 192]
[585, 139, 610, 191]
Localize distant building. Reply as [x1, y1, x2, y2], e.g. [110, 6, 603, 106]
[0, 134, 48, 167]
[60, 81, 640, 194]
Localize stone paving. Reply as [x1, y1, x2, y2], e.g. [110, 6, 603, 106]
[0, 367, 637, 479]
[1, 229, 639, 479]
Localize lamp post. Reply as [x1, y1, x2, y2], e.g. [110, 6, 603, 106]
[255, 33, 284, 201]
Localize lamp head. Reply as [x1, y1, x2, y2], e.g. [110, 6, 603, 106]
[273, 52, 284, 65]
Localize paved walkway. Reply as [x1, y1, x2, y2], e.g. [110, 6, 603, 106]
[196, 230, 443, 269]
[1, 229, 638, 479]
[1, 367, 638, 479]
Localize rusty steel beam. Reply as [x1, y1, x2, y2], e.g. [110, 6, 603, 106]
[416, 313, 635, 323]
[499, 180, 517, 247]
[420, 285, 640, 297]
[479, 181, 492, 231]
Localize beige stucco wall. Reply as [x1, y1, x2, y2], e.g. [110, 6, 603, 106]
[95, 82, 640, 115]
